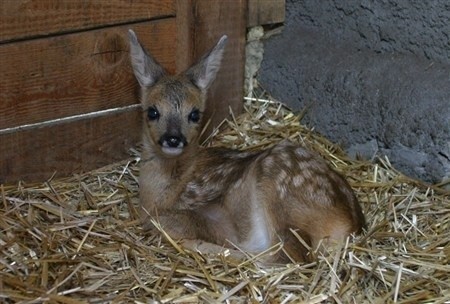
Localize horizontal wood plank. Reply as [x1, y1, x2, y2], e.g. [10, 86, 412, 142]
[0, 0, 175, 42]
[247, 0, 285, 27]
[0, 19, 176, 130]
[0, 110, 142, 183]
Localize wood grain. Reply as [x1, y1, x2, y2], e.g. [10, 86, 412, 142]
[0, 0, 175, 42]
[175, 0, 194, 73]
[185, 0, 247, 136]
[0, 110, 142, 183]
[247, 0, 286, 27]
[0, 19, 176, 130]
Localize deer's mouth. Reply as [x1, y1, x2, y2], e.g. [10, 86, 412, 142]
[161, 145, 184, 156]
[158, 134, 187, 157]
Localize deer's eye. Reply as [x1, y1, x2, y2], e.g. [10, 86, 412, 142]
[147, 107, 160, 121]
[188, 109, 201, 123]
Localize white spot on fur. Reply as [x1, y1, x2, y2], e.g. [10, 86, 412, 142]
[228, 151, 252, 159]
[186, 182, 198, 191]
[277, 169, 288, 181]
[262, 155, 276, 167]
[275, 170, 290, 199]
[280, 153, 293, 168]
[292, 175, 304, 187]
[295, 147, 310, 158]
[277, 183, 288, 199]
[216, 163, 233, 176]
[233, 178, 244, 189]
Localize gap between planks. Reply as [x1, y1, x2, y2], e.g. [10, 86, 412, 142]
[0, 104, 141, 135]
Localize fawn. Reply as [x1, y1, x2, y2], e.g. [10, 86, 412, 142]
[128, 30, 366, 262]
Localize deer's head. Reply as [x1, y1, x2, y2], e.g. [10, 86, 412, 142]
[129, 30, 227, 158]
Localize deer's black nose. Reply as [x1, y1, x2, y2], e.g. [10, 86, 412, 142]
[167, 136, 182, 147]
[159, 134, 187, 148]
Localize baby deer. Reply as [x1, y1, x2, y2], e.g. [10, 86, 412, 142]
[128, 30, 366, 262]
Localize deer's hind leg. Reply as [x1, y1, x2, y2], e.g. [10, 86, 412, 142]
[288, 207, 356, 260]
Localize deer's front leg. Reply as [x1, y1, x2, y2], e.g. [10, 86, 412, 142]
[142, 209, 207, 240]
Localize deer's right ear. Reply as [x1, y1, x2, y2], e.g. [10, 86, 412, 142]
[128, 29, 165, 87]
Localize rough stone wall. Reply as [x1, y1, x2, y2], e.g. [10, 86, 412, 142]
[259, 0, 450, 183]
[292, 0, 450, 64]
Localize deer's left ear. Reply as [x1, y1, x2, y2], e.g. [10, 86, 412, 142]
[186, 35, 228, 92]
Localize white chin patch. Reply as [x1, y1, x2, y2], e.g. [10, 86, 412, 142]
[161, 145, 184, 156]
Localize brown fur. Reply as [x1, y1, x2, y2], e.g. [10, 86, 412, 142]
[128, 30, 366, 263]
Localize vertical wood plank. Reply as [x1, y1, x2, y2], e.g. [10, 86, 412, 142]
[181, 0, 247, 135]
[175, 0, 194, 73]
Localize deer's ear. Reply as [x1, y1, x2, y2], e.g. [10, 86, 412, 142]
[128, 29, 165, 87]
[186, 35, 227, 92]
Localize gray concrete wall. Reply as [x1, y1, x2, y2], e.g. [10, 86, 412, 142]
[259, 0, 450, 183]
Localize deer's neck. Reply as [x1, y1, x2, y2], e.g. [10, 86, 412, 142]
[158, 153, 196, 180]
[140, 143, 199, 210]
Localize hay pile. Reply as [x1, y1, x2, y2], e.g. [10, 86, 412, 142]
[1, 98, 449, 303]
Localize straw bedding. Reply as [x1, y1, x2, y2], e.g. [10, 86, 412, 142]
[1, 97, 449, 303]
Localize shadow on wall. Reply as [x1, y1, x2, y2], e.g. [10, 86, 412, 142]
[259, 0, 450, 184]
